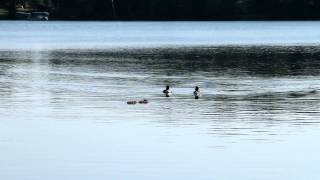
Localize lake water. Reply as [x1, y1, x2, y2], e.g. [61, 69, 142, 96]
[2, 21, 320, 49]
[0, 21, 320, 180]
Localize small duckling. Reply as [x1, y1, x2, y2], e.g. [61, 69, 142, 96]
[163, 85, 172, 97]
[127, 101, 137, 105]
[139, 99, 149, 104]
[194, 86, 202, 99]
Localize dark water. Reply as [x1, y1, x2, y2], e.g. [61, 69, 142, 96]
[1, 21, 320, 179]
[0, 46, 320, 180]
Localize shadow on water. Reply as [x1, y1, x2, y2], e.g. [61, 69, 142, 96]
[38, 46, 320, 76]
[2, 46, 320, 75]
[0, 46, 320, 141]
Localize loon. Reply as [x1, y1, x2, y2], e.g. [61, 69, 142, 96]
[194, 86, 202, 99]
[163, 85, 172, 97]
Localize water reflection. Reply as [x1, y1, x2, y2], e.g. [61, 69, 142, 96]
[0, 46, 319, 141]
[43, 46, 320, 76]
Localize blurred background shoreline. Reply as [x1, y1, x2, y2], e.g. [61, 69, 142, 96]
[2, 0, 320, 21]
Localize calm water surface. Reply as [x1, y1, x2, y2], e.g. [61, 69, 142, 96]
[0, 21, 320, 180]
[1, 21, 320, 49]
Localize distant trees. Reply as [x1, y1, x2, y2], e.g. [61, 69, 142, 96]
[50, 0, 114, 20]
[9, 0, 17, 19]
[4, 0, 320, 20]
[109, 0, 320, 20]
